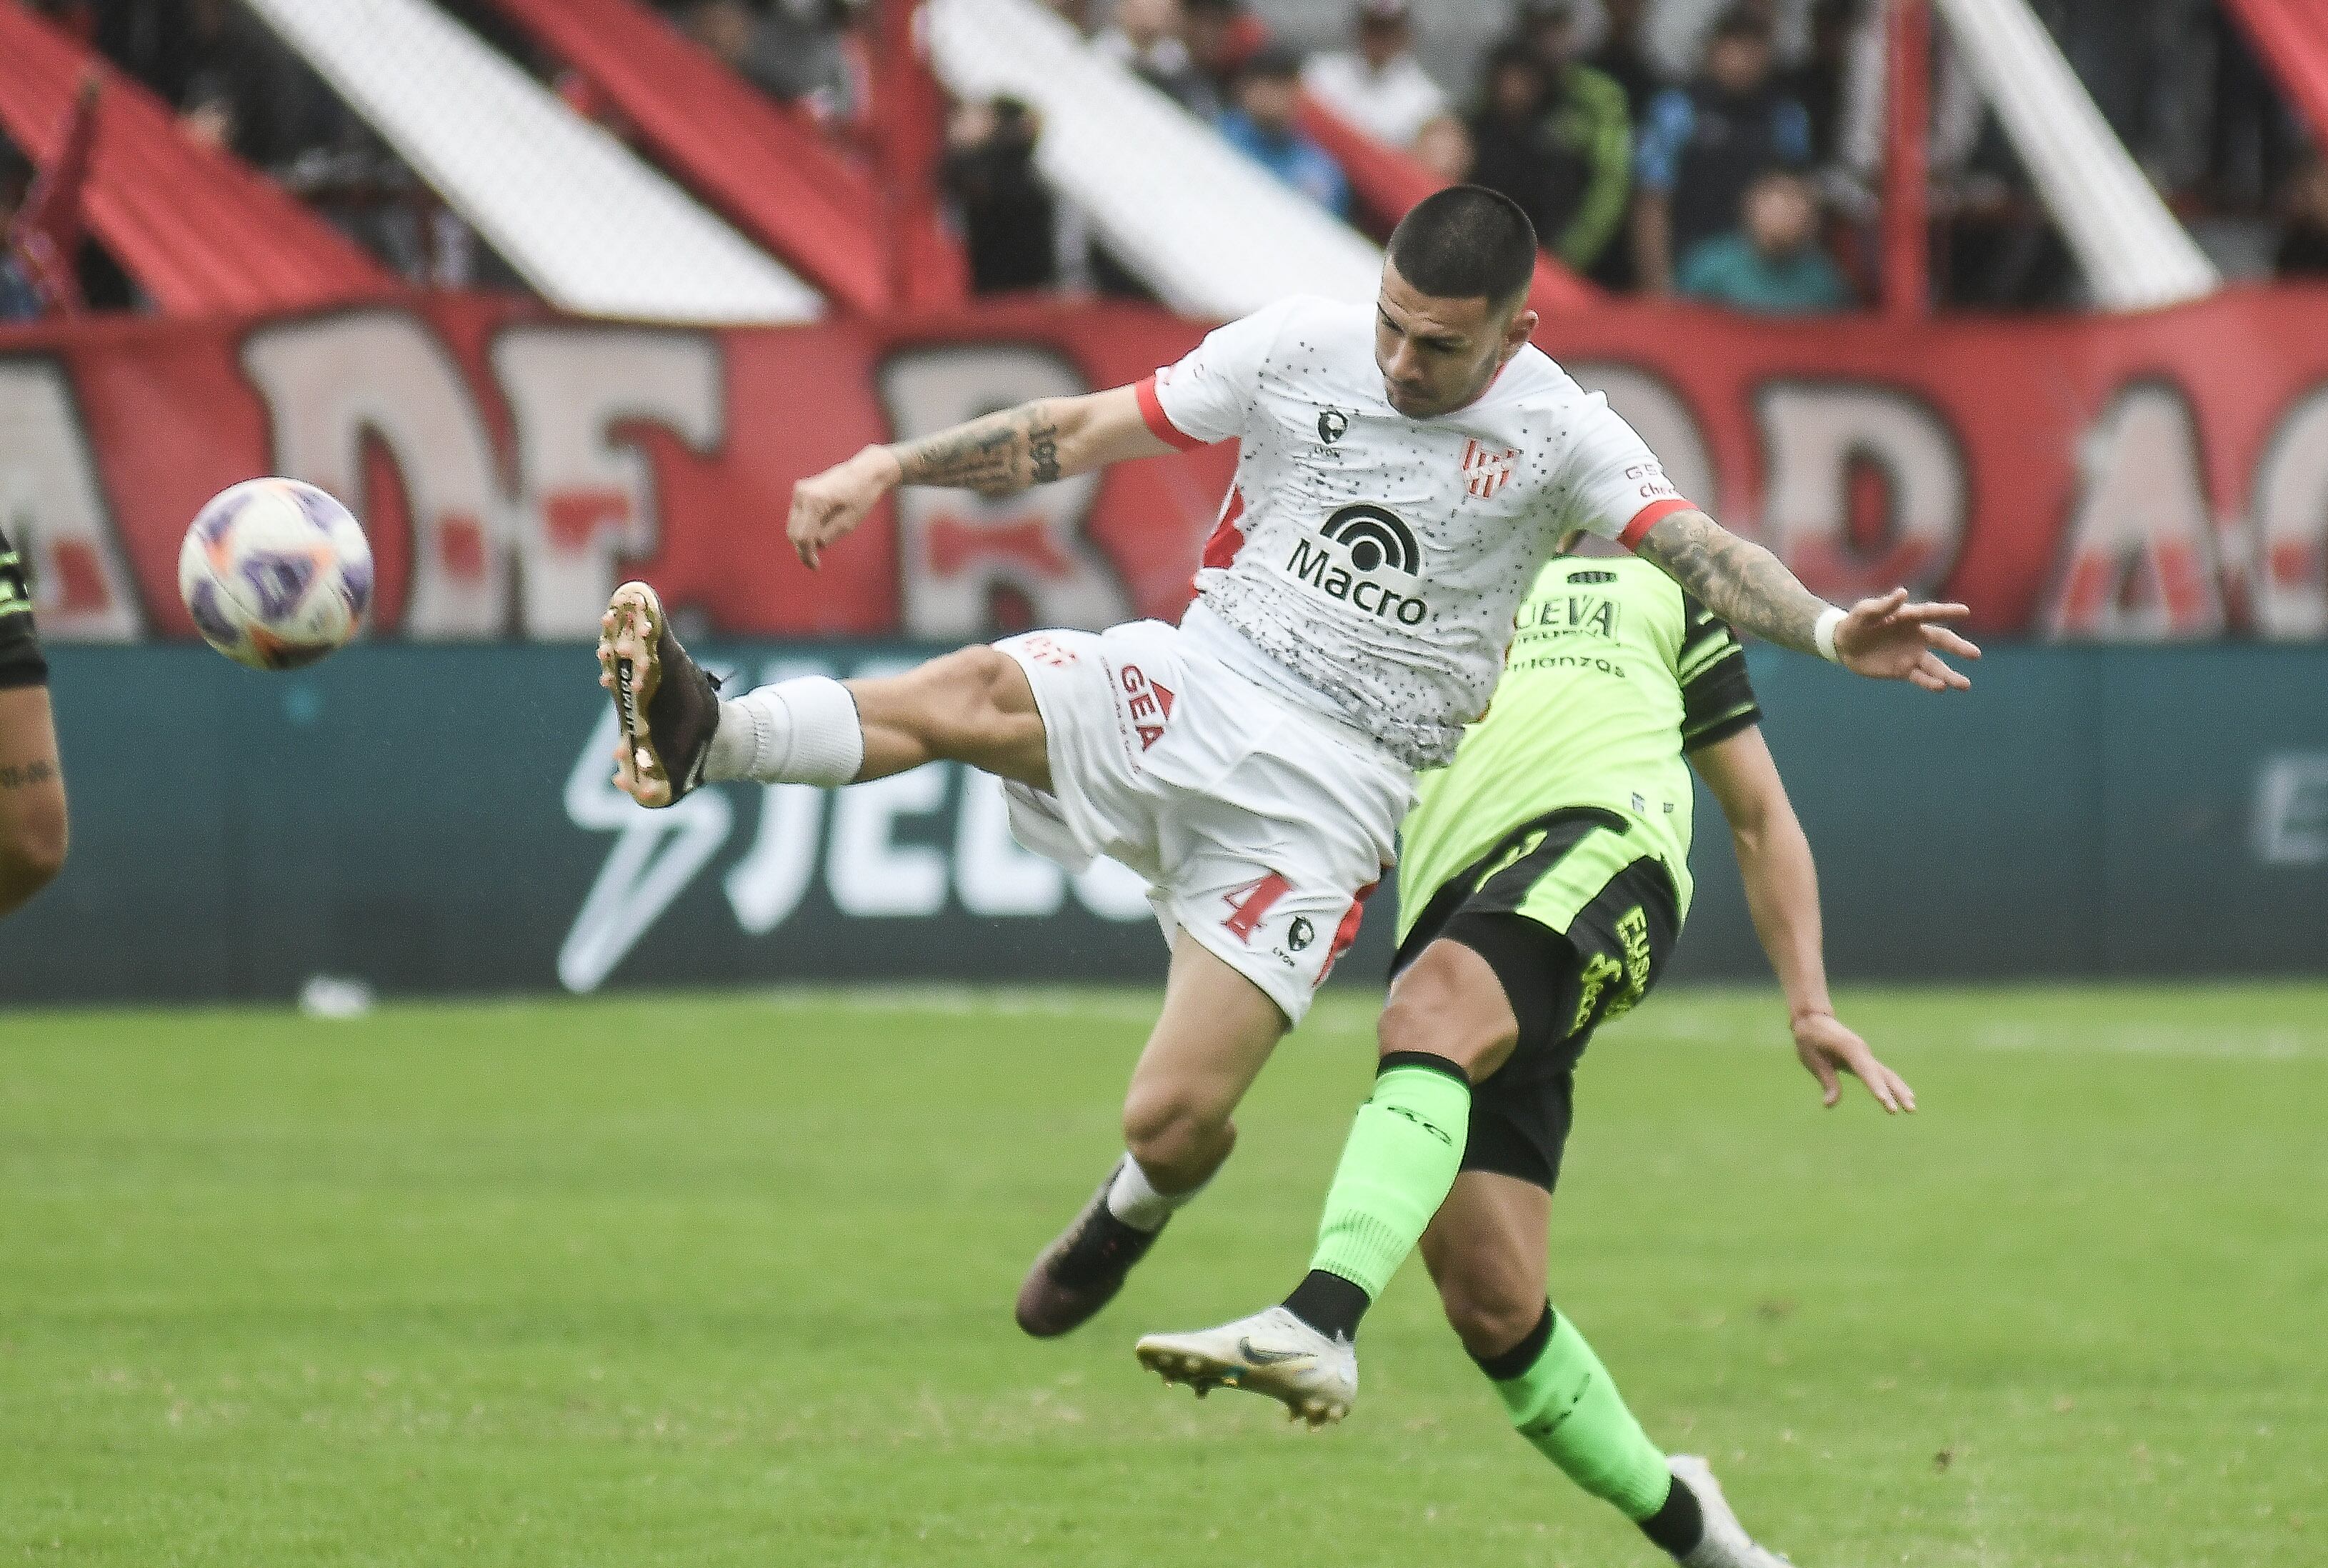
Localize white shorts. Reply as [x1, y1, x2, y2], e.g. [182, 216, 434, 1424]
[995, 619, 1412, 1024]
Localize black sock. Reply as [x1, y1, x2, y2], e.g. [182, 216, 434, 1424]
[1637, 1473, 1706, 1558]
[1280, 1269, 1372, 1342]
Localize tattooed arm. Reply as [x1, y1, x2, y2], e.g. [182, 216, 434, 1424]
[787, 386, 1170, 568]
[1637, 509, 1981, 690]
[1634, 509, 1830, 656]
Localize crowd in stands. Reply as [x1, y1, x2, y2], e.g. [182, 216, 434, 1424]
[4, 0, 2328, 324]
[949, 0, 2328, 314]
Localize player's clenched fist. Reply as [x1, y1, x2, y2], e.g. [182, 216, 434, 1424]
[788, 446, 901, 569]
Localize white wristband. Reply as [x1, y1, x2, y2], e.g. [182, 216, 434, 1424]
[1813, 606, 1846, 664]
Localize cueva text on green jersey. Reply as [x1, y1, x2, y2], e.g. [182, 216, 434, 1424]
[1393, 554, 1762, 943]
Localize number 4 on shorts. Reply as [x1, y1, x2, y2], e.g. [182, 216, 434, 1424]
[1220, 872, 1293, 943]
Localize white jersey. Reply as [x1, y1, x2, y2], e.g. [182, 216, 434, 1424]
[1136, 295, 1692, 769]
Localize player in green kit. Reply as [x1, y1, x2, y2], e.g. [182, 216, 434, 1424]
[1136, 551, 1921, 1568]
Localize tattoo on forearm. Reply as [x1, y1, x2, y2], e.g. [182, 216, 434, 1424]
[1637, 510, 1827, 656]
[889, 401, 1067, 494]
[0, 758, 57, 790]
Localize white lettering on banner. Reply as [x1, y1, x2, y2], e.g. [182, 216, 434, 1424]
[561, 652, 1151, 992]
[1757, 383, 1964, 600]
[877, 346, 1131, 637]
[828, 768, 952, 918]
[724, 658, 834, 935]
[2047, 384, 2226, 640]
[491, 327, 724, 639]
[2253, 754, 2328, 867]
[1569, 364, 1717, 511]
[0, 359, 143, 639]
[559, 704, 735, 994]
[242, 312, 511, 638]
[2250, 384, 2328, 639]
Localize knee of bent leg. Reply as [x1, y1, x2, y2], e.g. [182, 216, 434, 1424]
[0, 791, 67, 893]
[1121, 1081, 1234, 1179]
[1436, 1257, 1547, 1363]
[1378, 944, 1510, 1077]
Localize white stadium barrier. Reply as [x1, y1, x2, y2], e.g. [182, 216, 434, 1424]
[241, 0, 823, 324]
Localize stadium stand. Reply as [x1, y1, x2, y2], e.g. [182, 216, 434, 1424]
[0, 3, 392, 315]
[2224, 0, 2328, 149]
[926, 0, 1383, 316]
[481, 0, 964, 314]
[241, 0, 823, 322]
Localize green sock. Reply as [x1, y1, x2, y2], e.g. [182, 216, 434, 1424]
[1304, 1055, 1472, 1304]
[1482, 1304, 1673, 1522]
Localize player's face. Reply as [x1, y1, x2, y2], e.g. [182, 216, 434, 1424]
[1373, 261, 1538, 420]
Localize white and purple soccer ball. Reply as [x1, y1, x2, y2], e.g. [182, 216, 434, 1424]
[178, 479, 373, 671]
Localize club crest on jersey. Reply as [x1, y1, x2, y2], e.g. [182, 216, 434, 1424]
[1462, 439, 1519, 501]
[1317, 408, 1349, 444]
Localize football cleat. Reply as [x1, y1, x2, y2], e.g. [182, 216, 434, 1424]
[598, 581, 721, 808]
[1134, 1304, 1357, 1427]
[1015, 1161, 1167, 1338]
[1669, 1454, 1796, 1568]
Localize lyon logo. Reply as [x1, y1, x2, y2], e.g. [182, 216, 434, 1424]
[1462, 439, 1519, 501]
[1119, 662, 1176, 750]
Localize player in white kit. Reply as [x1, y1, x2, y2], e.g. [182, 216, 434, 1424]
[595, 191, 1972, 1559]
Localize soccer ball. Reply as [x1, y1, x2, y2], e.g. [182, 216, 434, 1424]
[178, 479, 373, 671]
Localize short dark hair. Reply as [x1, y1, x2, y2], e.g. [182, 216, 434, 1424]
[1712, 4, 1773, 44]
[1386, 186, 1539, 306]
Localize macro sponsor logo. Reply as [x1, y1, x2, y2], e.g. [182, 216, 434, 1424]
[1287, 504, 1428, 625]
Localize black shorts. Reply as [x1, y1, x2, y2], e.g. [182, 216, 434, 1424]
[1390, 807, 1682, 1192]
[0, 522, 47, 691]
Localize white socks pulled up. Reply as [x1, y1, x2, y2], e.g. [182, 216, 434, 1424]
[705, 676, 865, 788]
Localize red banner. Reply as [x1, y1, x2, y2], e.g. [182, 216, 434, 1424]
[4, 286, 2328, 644]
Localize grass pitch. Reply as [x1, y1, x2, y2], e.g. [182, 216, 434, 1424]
[3, 984, 2324, 1567]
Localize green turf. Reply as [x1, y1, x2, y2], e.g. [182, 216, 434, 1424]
[3, 984, 2324, 1566]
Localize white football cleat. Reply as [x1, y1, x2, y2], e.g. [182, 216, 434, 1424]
[1134, 1305, 1357, 1427]
[1669, 1454, 1795, 1568]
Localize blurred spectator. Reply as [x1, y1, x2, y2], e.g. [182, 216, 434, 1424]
[2275, 159, 2328, 279]
[1304, 0, 1454, 156]
[941, 97, 1061, 294]
[686, 0, 861, 122]
[1464, 19, 1630, 276]
[1780, 0, 1854, 166]
[1678, 167, 1849, 311]
[2206, 4, 2301, 214]
[0, 147, 42, 324]
[1184, 0, 1264, 99]
[1580, 0, 1660, 128]
[1632, 6, 1810, 294]
[1096, 0, 1220, 118]
[1217, 44, 1353, 217]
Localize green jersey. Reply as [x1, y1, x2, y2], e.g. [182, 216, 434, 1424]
[1394, 555, 1760, 944]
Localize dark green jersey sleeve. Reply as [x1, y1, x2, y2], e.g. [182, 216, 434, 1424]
[1677, 595, 1758, 751]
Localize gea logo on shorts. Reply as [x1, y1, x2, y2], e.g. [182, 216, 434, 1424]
[1287, 504, 1428, 625]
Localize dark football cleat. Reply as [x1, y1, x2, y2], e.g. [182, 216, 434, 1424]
[598, 581, 721, 808]
[1014, 1161, 1168, 1338]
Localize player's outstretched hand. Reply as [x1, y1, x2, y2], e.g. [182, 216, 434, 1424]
[1792, 1010, 1915, 1114]
[787, 446, 901, 570]
[1834, 588, 1980, 691]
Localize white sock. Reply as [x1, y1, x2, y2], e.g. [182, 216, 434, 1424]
[1105, 1155, 1202, 1232]
[703, 676, 864, 787]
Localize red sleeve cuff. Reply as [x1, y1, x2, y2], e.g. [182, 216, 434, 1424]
[1619, 497, 1695, 551]
[1135, 375, 1207, 451]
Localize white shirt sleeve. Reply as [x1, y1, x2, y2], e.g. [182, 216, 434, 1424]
[1146, 298, 1299, 447]
[1551, 394, 1692, 544]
